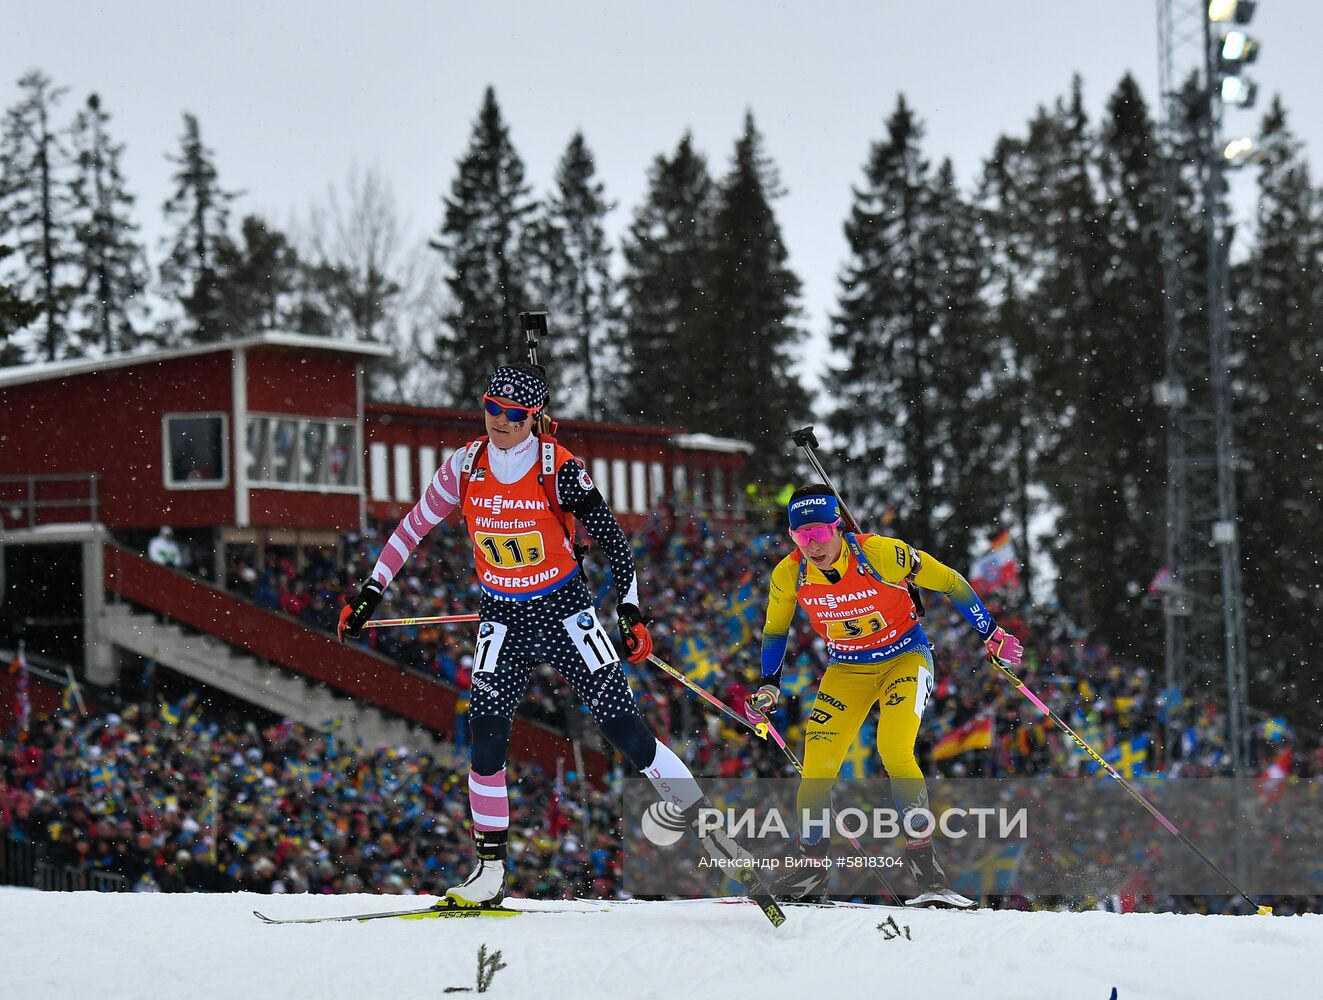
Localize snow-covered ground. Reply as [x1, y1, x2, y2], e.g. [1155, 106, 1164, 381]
[4, 888, 1319, 1000]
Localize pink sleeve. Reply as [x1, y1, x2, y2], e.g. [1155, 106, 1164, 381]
[369, 449, 465, 588]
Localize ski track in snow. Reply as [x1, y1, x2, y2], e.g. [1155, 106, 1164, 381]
[4, 888, 1320, 1000]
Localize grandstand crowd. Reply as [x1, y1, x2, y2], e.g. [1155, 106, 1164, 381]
[3, 500, 1319, 912]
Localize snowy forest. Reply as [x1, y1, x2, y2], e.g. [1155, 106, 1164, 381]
[1, 69, 1319, 710]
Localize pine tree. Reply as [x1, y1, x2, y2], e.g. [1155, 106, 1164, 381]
[160, 112, 238, 343]
[976, 131, 1054, 605]
[830, 97, 999, 557]
[0, 70, 78, 361]
[921, 159, 1000, 562]
[701, 111, 808, 479]
[0, 243, 42, 364]
[1233, 97, 1323, 695]
[67, 92, 147, 356]
[829, 96, 939, 537]
[522, 132, 616, 419]
[1091, 73, 1168, 658]
[430, 87, 536, 404]
[213, 214, 304, 333]
[1023, 79, 1112, 635]
[617, 132, 715, 424]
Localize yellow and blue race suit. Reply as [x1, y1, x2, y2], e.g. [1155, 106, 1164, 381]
[760, 532, 998, 842]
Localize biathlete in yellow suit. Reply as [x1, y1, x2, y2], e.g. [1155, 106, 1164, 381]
[744, 484, 1024, 909]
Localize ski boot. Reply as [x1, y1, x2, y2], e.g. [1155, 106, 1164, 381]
[903, 838, 976, 910]
[442, 830, 508, 908]
[770, 839, 833, 902]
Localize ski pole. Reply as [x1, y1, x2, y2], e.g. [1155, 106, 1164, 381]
[362, 614, 481, 630]
[986, 651, 1272, 916]
[646, 654, 769, 739]
[761, 720, 805, 773]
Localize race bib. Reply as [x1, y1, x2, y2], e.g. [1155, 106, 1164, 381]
[826, 612, 888, 642]
[561, 608, 617, 673]
[475, 530, 546, 569]
[472, 620, 509, 673]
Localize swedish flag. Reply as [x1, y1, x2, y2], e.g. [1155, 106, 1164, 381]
[88, 762, 116, 796]
[1084, 735, 1150, 779]
[677, 635, 720, 685]
[782, 657, 813, 699]
[723, 581, 761, 652]
[1260, 718, 1293, 743]
[1069, 716, 1108, 767]
[952, 842, 1026, 899]
[837, 719, 875, 779]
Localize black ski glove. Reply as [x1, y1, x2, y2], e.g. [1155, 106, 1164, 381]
[338, 580, 384, 641]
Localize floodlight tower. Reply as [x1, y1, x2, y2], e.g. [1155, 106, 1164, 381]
[1155, 0, 1260, 781]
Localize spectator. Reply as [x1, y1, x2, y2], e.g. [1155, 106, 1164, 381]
[147, 527, 182, 568]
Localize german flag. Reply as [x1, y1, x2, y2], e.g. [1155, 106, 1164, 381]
[932, 714, 993, 761]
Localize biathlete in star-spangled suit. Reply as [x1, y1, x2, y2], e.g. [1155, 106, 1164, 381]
[745, 484, 1024, 909]
[340, 363, 745, 906]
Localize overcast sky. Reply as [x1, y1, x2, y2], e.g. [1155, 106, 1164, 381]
[5, 1, 1319, 380]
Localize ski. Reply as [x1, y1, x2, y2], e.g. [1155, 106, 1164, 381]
[254, 901, 538, 924]
[720, 897, 904, 912]
[254, 893, 790, 926]
[732, 866, 788, 928]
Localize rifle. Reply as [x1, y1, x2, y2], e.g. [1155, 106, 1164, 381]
[519, 310, 588, 566]
[519, 310, 555, 437]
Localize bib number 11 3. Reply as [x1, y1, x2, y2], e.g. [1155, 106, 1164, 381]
[475, 530, 545, 569]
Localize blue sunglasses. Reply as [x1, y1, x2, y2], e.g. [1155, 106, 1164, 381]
[483, 394, 540, 423]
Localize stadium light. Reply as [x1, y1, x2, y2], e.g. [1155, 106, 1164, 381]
[1208, 0, 1256, 24]
[1220, 31, 1259, 64]
[1222, 136, 1255, 166]
[1220, 75, 1258, 107]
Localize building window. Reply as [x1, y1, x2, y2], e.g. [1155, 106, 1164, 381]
[326, 424, 358, 487]
[419, 446, 437, 491]
[369, 443, 389, 500]
[244, 415, 360, 491]
[163, 414, 228, 489]
[270, 419, 299, 484]
[592, 458, 611, 500]
[612, 459, 629, 512]
[393, 444, 412, 502]
[630, 461, 648, 514]
[301, 422, 327, 484]
[650, 462, 665, 506]
[245, 418, 270, 483]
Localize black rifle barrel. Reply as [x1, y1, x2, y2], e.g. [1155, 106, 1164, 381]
[791, 425, 862, 533]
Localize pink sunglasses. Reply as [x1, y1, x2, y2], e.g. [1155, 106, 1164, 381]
[789, 518, 841, 546]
